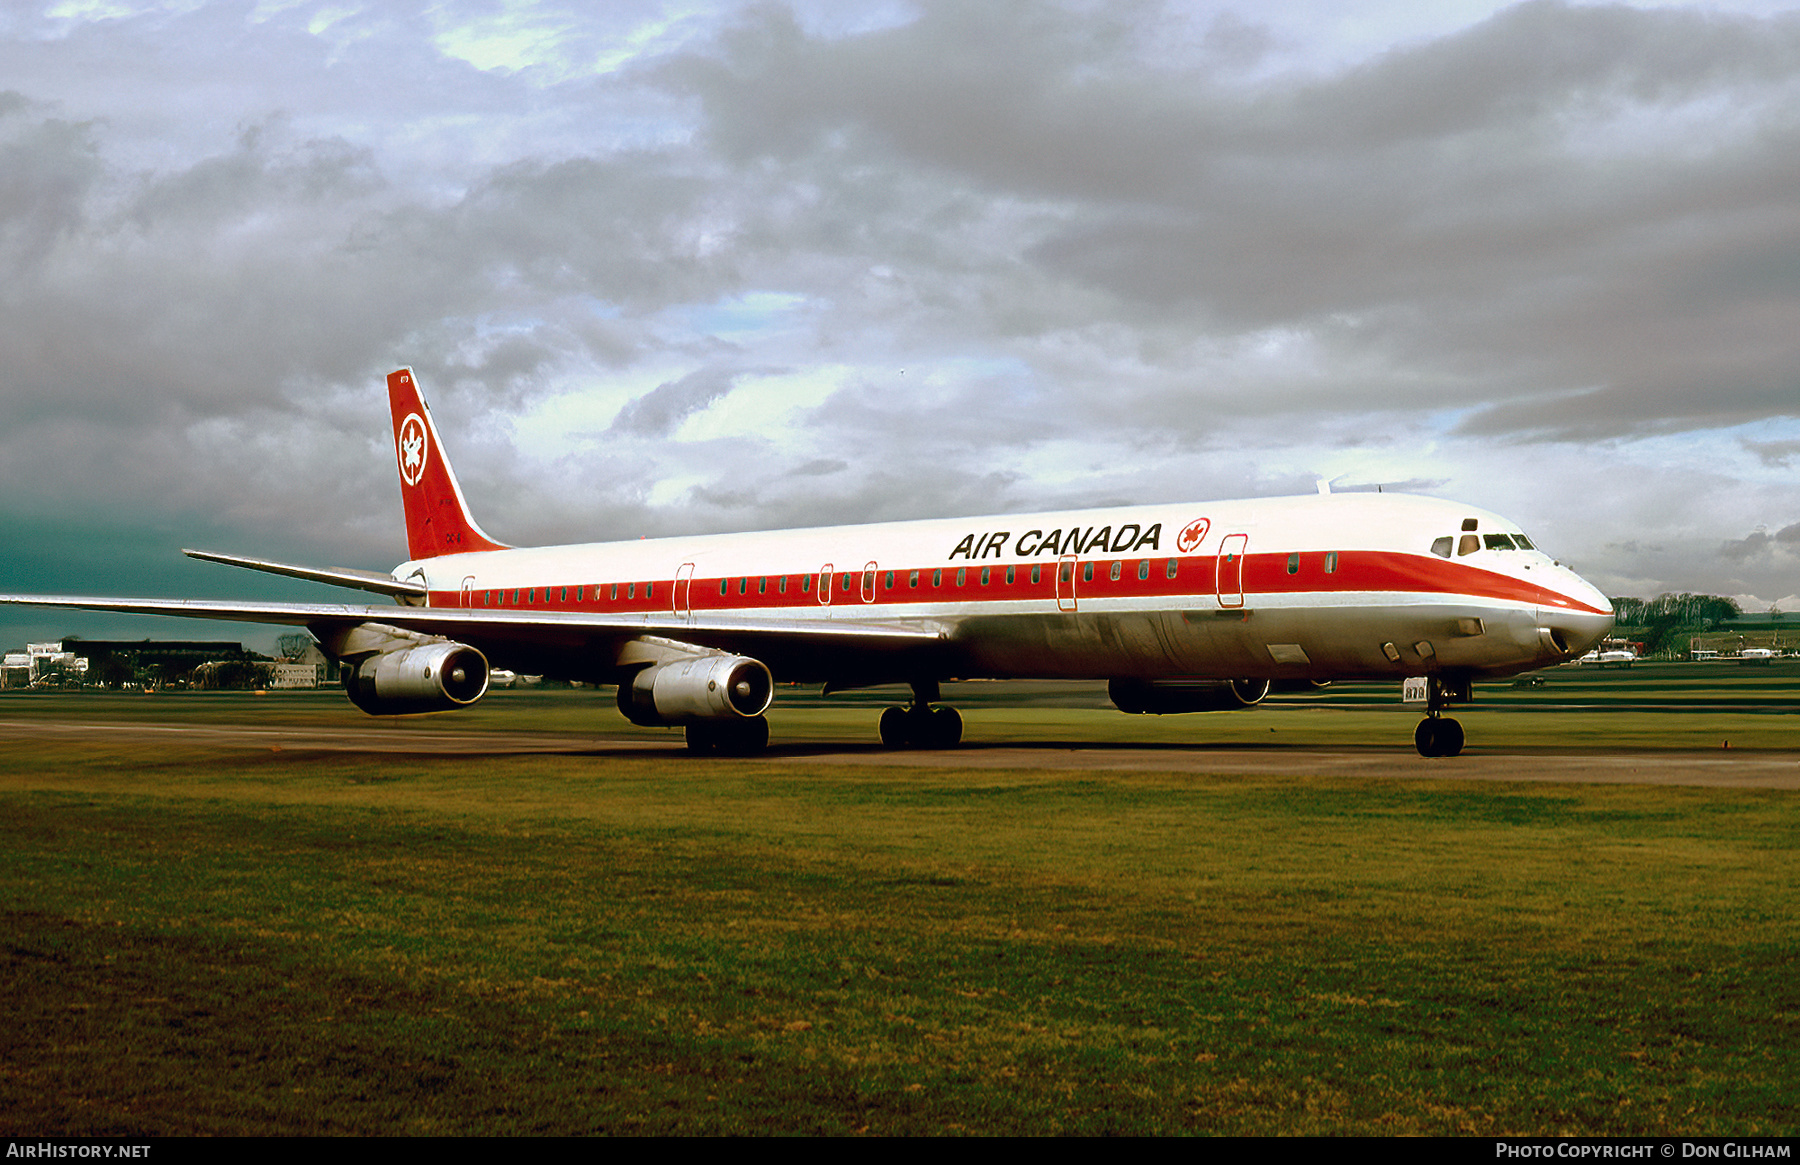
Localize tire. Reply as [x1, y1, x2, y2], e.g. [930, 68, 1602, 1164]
[1437, 717, 1464, 757]
[1414, 718, 1465, 758]
[716, 716, 769, 756]
[928, 705, 963, 748]
[879, 706, 909, 748]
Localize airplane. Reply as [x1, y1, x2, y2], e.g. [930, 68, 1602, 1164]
[1, 368, 1615, 757]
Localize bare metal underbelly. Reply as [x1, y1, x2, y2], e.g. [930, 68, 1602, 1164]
[939, 601, 1607, 681]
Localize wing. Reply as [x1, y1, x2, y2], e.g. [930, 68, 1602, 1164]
[181, 549, 429, 600]
[0, 593, 946, 684]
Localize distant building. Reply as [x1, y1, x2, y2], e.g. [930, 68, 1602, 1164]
[271, 663, 320, 689]
[59, 640, 266, 689]
[1, 653, 31, 689]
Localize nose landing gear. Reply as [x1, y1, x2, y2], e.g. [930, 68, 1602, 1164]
[1413, 674, 1470, 758]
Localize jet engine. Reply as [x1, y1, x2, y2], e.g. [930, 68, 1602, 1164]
[1108, 677, 1272, 715]
[617, 653, 774, 727]
[342, 641, 490, 715]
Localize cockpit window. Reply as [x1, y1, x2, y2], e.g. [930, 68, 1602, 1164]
[1458, 534, 1480, 556]
[1513, 533, 1535, 550]
[1483, 534, 1517, 551]
[1431, 536, 1453, 558]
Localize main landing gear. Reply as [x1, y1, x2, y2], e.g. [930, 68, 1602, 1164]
[878, 680, 963, 749]
[1414, 675, 1469, 758]
[685, 716, 769, 756]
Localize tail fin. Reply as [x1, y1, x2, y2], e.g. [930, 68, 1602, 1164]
[387, 368, 508, 559]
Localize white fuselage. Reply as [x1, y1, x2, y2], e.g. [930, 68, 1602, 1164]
[393, 492, 1613, 685]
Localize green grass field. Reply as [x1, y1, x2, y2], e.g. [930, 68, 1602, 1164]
[1, 668, 1796, 1134]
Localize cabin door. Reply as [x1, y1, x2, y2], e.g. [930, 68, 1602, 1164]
[1216, 534, 1247, 609]
[1056, 555, 1079, 612]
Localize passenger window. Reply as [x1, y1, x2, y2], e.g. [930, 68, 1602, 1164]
[1458, 535, 1480, 556]
[1325, 552, 1338, 574]
[719, 579, 728, 596]
[1083, 562, 1094, 582]
[1166, 558, 1178, 579]
[885, 571, 895, 589]
[932, 569, 942, 586]
[1060, 563, 1072, 584]
[1031, 564, 1041, 584]
[1138, 559, 1149, 580]
[956, 568, 966, 586]
[1109, 561, 1122, 581]
[980, 567, 990, 585]
[779, 576, 787, 593]
[759, 577, 767, 594]
[645, 582, 652, 599]
[1005, 565, 1015, 584]
[560, 587, 567, 602]
[1431, 537, 1453, 559]
[843, 573, 854, 591]
[801, 575, 811, 593]
[909, 570, 919, 588]
[1286, 552, 1299, 575]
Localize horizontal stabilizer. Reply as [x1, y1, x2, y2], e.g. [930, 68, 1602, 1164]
[183, 549, 429, 600]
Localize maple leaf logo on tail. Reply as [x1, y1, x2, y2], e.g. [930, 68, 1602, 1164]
[398, 414, 428, 486]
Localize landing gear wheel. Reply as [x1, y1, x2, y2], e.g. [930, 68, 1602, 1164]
[686, 717, 769, 757]
[926, 705, 963, 748]
[879, 706, 909, 748]
[717, 715, 769, 756]
[1414, 717, 1465, 758]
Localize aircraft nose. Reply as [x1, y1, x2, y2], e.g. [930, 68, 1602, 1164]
[1536, 571, 1615, 660]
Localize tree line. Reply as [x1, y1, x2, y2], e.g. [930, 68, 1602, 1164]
[1609, 593, 1741, 628]
[1608, 593, 1742, 658]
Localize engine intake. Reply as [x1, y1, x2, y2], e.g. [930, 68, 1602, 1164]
[343, 641, 490, 715]
[618, 654, 774, 727]
[1108, 677, 1271, 715]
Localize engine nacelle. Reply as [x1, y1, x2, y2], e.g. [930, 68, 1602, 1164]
[343, 641, 490, 715]
[1108, 677, 1272, 715]
[617, 654, 774, 727]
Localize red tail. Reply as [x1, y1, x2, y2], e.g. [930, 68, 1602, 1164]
[387, 368, 508, 560]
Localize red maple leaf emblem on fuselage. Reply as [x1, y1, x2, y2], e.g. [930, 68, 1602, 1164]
[1176, 517, 1210, 554]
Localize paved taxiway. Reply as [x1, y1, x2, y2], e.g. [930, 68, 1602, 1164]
[3, 717, 1796, 789]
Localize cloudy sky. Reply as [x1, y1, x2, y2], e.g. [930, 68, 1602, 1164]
[4, 0, 1800, 650]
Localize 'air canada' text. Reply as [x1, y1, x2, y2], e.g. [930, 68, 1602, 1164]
[948, 523, 1165, 561]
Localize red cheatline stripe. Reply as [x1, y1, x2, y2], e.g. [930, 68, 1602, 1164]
[425, 550, 1607, 617]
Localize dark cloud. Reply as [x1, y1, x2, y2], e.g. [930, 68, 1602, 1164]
[1719, 522, 1800, 561]
[789, 458, 847, 477]
[610, 366, 741, 435]
[1744, 438, 1800, 467]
